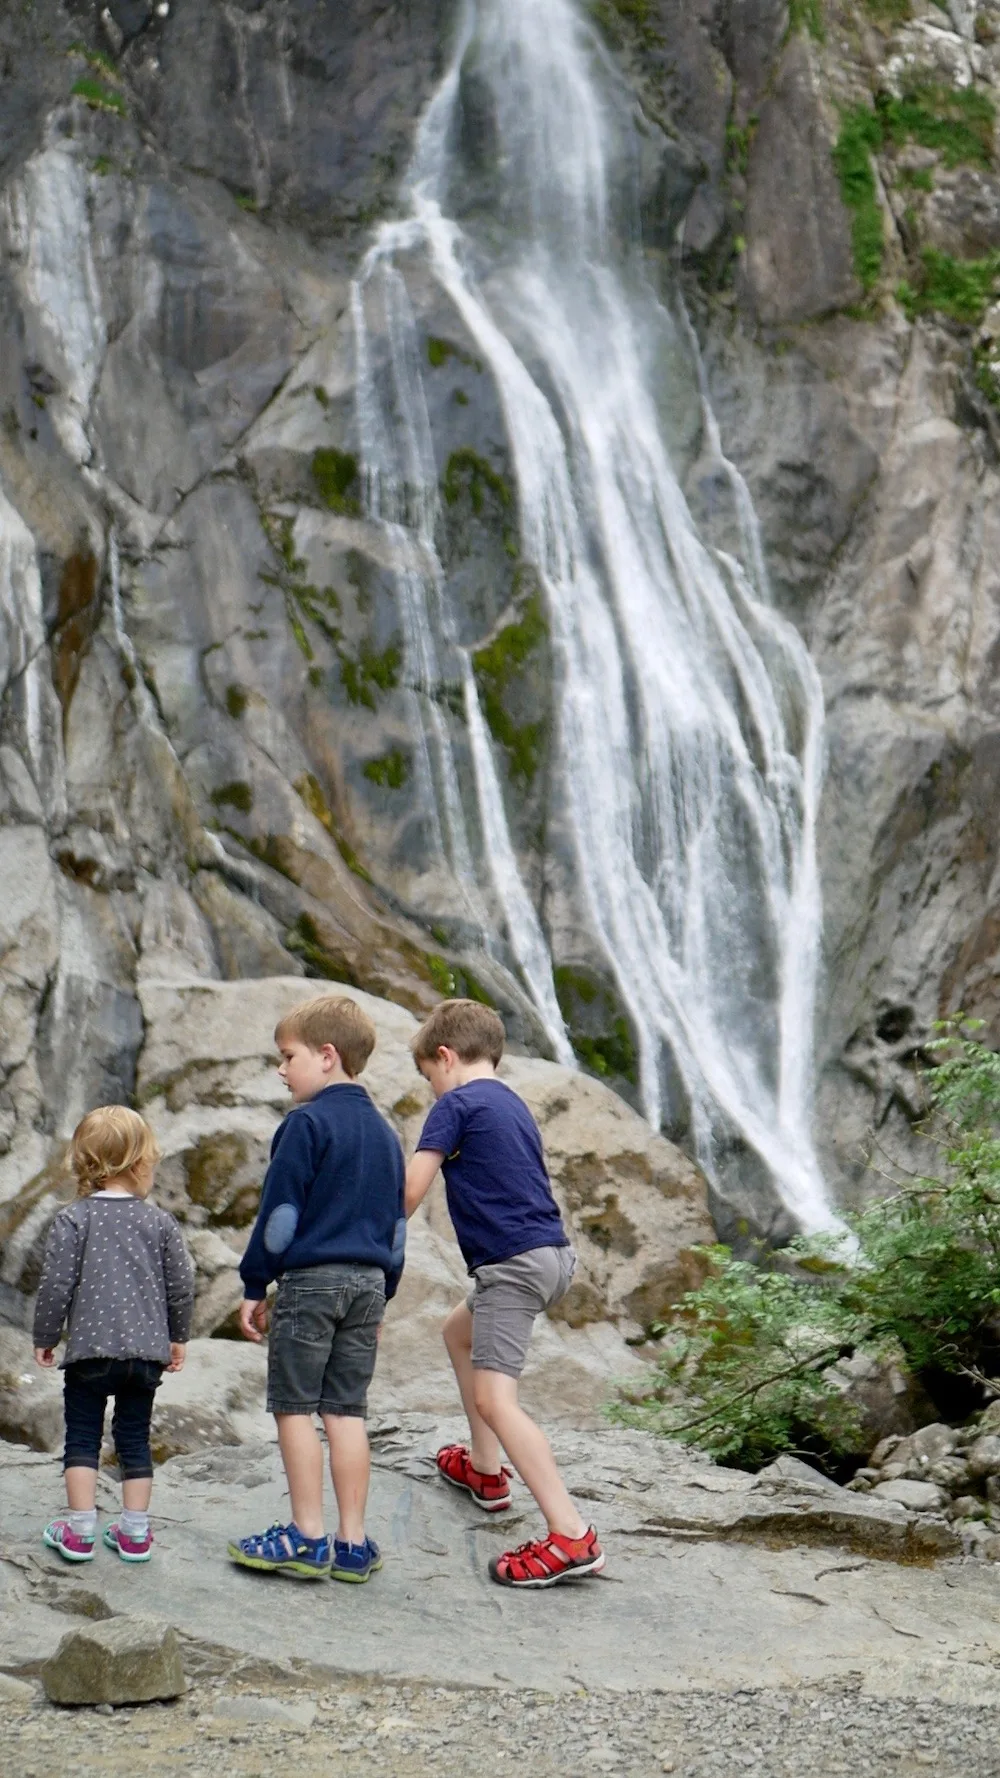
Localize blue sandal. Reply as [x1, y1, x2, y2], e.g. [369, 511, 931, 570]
[227, 1521, 332, 1579]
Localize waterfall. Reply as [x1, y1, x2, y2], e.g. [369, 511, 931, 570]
[353, 0, 837, 1233]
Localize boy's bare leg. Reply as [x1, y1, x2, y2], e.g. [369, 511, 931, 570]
[472, 1371, 587, 1539]
[322, 1414, 370, 1545]
[275, 1413, 325, 1538]
[442, 1302, 503, 1476]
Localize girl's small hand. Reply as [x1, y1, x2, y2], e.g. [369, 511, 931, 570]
[34, 1347, 55, 1368]
[166, 1342, 186, 1373]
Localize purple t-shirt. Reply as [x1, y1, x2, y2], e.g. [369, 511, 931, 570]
[417, 1078, 568, 1273]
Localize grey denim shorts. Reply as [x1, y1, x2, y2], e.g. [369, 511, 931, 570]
[466, 1244, 576, 1379]
[267, 1263, 385, 1418]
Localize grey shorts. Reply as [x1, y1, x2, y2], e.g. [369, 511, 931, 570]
[267, 1263, 385, 1419]
[466, 1245, 576, 1379]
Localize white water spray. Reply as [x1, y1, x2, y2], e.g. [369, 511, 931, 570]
[353, 0, 836, 1231]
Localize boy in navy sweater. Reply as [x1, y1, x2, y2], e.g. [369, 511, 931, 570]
[405, 1000, 604, 1588]
[229, 995, 405, 1582]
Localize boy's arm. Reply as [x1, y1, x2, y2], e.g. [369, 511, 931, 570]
[32, 1212, 84, 1353]
[405, 1149, 444, 1217]
[162, 1217, 195, 1343]
[239, 1111, 320, 1300]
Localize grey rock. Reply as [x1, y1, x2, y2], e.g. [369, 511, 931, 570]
[872, 1479, 947, 1513]
[41, 1617, 185, 1706]
[211, 1695, 317, 1729]
[966, 1435, 1000, 1481]
[756, 1456, 844, 1493]
[0, 1672, 38, 1705]
[744, 35, 860, 323]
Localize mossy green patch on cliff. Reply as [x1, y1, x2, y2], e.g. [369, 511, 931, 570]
[787, 0, 824, 41]
[260, 512, 343, 664]
[286, 913, 357, 981]
[294, 772, 373, 882]
[587, 0, 662, 51]
[472, 588, 549, 785]
[71, 76, 127, 116]
[225, 684, 248, 720]
[312, 448, 361, 516]
[362, 749, 409, 790]
[833, 105, 885, 290]
[879, 84, 995, 170]
[861, 0, 911, 21]
[553, 965, 638, 1086]
[340, 640, 402, 710]
[898, 249, 1000, 322]
[427, 337, 482, 372]
[442, 448, 512, 516]
[210, 780, 254, 815]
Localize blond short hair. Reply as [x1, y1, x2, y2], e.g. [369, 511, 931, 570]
[71, 1106, 161, 1198]
[411, 1000, 505, 1068]
[274, 994, 376, 1079]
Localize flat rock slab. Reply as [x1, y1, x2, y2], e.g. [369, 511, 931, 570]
[3, 1424, 1000, 1703]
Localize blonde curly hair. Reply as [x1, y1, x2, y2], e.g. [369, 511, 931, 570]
[70, 1106, 161, 1198]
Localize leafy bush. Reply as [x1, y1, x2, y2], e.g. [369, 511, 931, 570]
[611, 1023, 1000, 1468]
[897, 249, 1000, 323]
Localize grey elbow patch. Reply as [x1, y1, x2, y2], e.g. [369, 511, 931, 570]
[264, 1203, 299, 1255]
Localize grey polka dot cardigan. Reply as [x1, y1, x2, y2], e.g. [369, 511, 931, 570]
[33, 1199, 195, 1366]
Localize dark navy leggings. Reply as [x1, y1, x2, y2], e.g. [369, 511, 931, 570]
[63, 1357, 163, 1480]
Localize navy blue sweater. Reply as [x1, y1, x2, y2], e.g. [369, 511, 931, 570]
[240, 1084, 406, 1301]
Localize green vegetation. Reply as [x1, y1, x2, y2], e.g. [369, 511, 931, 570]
[878, 83, 995, 169]
[362, 749, 409, 790]
[90, 155, 114, 176]
[726, 117, 758, 179]
[898, 165, 934, 192]
[287, 913, 355, 981]
[472, 589, 548, 784]
[427, 337, 482, 372]
[588, 0, 662, 50]
[788, 0, 824, 40]
[898, 249, 1000, 322]
[312, 447, 361, 516]
[611, 1022, 1000, 1469]
[861, 0, 911, 21]
[259, 513, 343, 663]
[235, 193, 259, 213]
[210, 781, 254, 815]
[340, 640, 402, 710]
[71, 76, 127, 116]
[833, 105, 885, 291]
[293, 774, 372, 883]
[833, 84, 995, 296]
[442, 448, 512, 516]
[554, 966, 638, 1085]
[428, 955, 456, 996]
[225, 684, 248, 720]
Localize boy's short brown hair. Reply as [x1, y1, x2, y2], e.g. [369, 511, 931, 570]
[71, 1106, 161, 1198]
[274, 994, 377, 1078]
[411, 999, 506, 1069]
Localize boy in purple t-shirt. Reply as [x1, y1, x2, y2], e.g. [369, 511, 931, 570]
[405, 999, 605, 1588]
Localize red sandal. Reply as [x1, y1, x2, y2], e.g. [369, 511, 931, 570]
[489, 1526, 605, 1587]
[435, 1443, 513, 1512]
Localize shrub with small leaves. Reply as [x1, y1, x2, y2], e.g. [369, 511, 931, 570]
[611, 1021, 1000, 1468]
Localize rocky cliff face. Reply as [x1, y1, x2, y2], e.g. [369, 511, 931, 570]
[1, 0, 999, 1233]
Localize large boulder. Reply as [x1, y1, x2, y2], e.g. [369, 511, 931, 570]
[0, 974, 713, 1430]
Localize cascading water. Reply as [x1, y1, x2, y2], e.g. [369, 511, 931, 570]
[353, 0, 837, 1233]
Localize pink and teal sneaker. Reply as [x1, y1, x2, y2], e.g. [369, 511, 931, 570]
[103, 1520, 153, 1563]
[43, 1519, 95, 1563]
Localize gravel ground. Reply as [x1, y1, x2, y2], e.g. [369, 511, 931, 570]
[5, 1670, 1000, 1778]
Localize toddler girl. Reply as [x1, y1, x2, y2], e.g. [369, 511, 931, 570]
[33, 1105, 194, 1563]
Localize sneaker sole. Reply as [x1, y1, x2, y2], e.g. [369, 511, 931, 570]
[43, 1530, 94, 1563]
[330, 1555, 383, 1584]
[226, 1545, 331, 1580]
[437, 1468, 512, 1513]
[489, 1550, 607, 1588]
